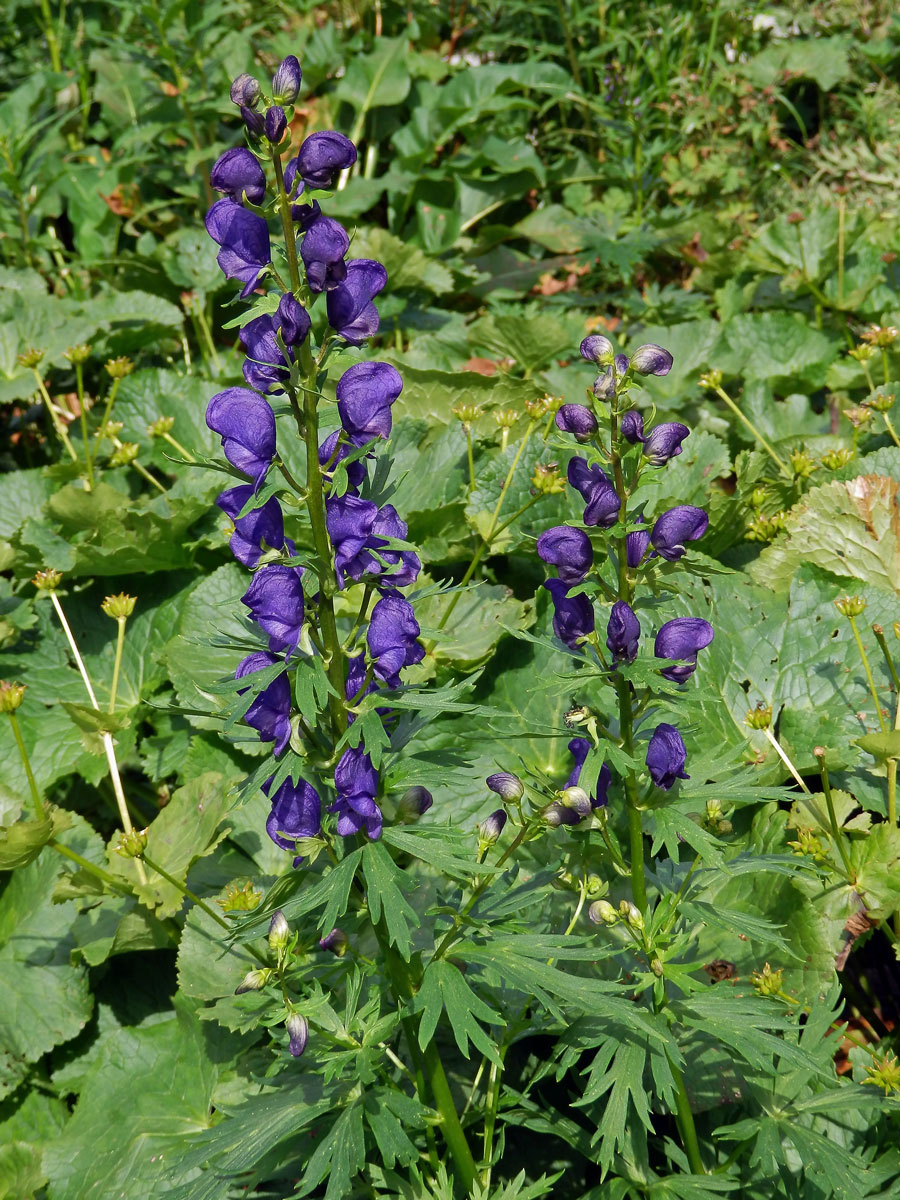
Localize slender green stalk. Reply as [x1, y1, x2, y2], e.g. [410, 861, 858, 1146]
[94, 378, 122, 454]
[32, 370, 78, 462]
[669, 1056, 705, 1174]
[847, 614, 888, 734]
[109, 617, 126, 714]
[815, 751, 854, 878]
[837, 197, 845, 308]
[192, 297, 222, 374]
[51, 841, 133, 893]
[712, 384, 789, 476]
[882, 413, 900, 449]
[9, 711, 44, 820]
[74, 362, 94, 490]
[38, 0, 63, 72]
[882, 348, 891, 388]
[873, 625, 900, 694]
[141, 852, 229, 928]
[465, 426, 476, 492]
[162, 431, 196, 462]
[481, 1053, 503, 1187]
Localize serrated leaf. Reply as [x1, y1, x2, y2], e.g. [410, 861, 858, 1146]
[363, 840, 418, 959]
[409, 959, 502, 1062]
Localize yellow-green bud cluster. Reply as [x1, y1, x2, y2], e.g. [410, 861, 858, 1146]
[17, 347, 45, 369]
[835, 594, 866, 617]
[101, 592, 136, 620]
[219, 879, 263, 912]
[147, 416, 176, 437]
[745, 702, 772, 730]
[105, 356, 134, 379]
[110, 442, 140, 466]
[33, 568, 63, 591]
[64, 343, 92, 364]
[820, 448, 854, 471]
[863, 1050, 900, 1096]
[0, 680, 26, 713]
[750, 962, 784, 996]
[116, 827, 148, 858]
[531, 462, 566, 494]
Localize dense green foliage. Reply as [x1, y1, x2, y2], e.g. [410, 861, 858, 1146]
[2, 2, 900, 1198]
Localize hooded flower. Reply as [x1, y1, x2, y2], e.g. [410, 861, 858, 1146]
[271, 55, 301, 105]
[209, 148, 266, 204]
[331, 745, 382, 839]
[568, 457, 620, 528]
[593, 369, 617, 401]
[650, 506, 709, 561]
[606, 601, 640, 664]
[536, 525, 593, 585]
[486, 772, 524, 802]
[286, 1013, 309, 1057]
[240, 293, 311, 393]
[265, 776, 321, 852]
[206, 387, 276, 487]
[630, 344, 674, 376]
[336, 361, 403, 444]
[367, 595, 424, 687]
[627, 525, 651, 568]
[543, 578, 595, 648]
[646, 723, 689, 790]
[230, 73, 260, 108]
[555, 404, 598, 441]
[300, 215, 350, 292]
[580, 334, 614, 363]
[566, 736, 611, 807]
[620, 411, 645, 443]
[241, 565, 305, 653]
[217, 485, 286, 568]
[326, 259, 387, 344]
[265, 105, 287, 144]
[654, 617, 714, 683]
[642, 422, 690, 466]
[294, 131, 358, 189]
[205, 199, 271, 297]
[319, 430, 366, 491]
[362, 505, 421, 588]
[325, 493, 378, 587]
[235, 651, 291, 754]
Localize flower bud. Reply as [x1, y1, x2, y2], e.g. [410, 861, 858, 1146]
[619, 899, 643, 929]
[542, 801, 580, 827]
[268, 909, 290, 955]
[552, 868, 578, 891]
[397, 786, 433, 822]
[116, 827, 148, 858]
[0, 681, 26, 712]
[698, 369, 723, 390]
[319, 927, 350, 957]
[820, 448, 854, 471]
[863, 387, 896, 412]
[64, 343, 92, 364]
[286, 1012, 309, 1057]
[230, 73, 261, 108]
[17, 347, 45, 369]
[789, 449, 817, 479]
[219, 880, 262, 912]
[271, 56, 302, 105]
[894, 622, 900, 642]
[842, 405, 873, 427]
[650, 957, 664, 977]
[745, 702, 772, 730]
[555, 404, 598, 442]
[745, 512, 786, 542]
[101, 592, 136, 620]
[486, 772, 524, 802]
[863, 1050, 900, 1096]
[592, 369, 616, 400]
[835, 595, 866, 617]
[750, 962, 783, 996]
[580, 334, 614, 364]
[235, 967, 272, 994]
[531, 463, 566, 494]
[524, 395, 554, 419]
[630, 344, 673, 376]
[559, 786, 592, 817]
[479, 808, 508, 844]
[265, 105, 287, 144]
[109, 442, 140, 466]
[787, 827, 829, 862]
[585, 873, 605, 898]
[241, 106, 266, 138]
[32, 568, 63, 591]
[588, 900, 618, 925]
[105, 356, 134, 379]
[97, 421, 123, 440]
[148, 416, 175, 437]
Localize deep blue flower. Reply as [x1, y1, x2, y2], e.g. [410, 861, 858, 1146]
[336, 361, 403, 444]
[646, 723, 689, 790]
[240, 293, 311, 393]
[593, 369, 617, 401]
[206, 387, 276, 487]
[620, 411, 645, 444]
[265, 106, 287, 144]
[555, 404, 598, 441]
[543, 578, 595, 648]
[265, 776, 321, 853]
[235, 651, 291, 754]
[209, 148, 266, 205]
[566, 736, 611, 807]
[345, 652, 375, 705]
[272, 56, 301, 105]
[606, 600, 640, 664]
[627, 524, 651, 568]
[294, 131, 358, 189]
[230, 74, 260, 108]
[536, 525, 593, 585]
[319, 430, 366, 491]
[217, 485, 286, 568]
[241, 565, 305, 653]
[300, 216, 350, 292]
[568, 457, 620, 528]
[654, 617, 714, 683]
[480, 809, 507, 842]
[326, 259, 387, 344]
[331, 745, 382, 839]
[205, 199, 271, 297]
[367, 595, 424, 687]
[630, 344, 674, 376]
[240, 106, 265, 138]
[580, 334, 614, 363]
[286, 1013, 309, 1057]
[486, 772, 524, 801]
[364, 505, 422, 588]
[643, 422, 690, 467]
[325, 493, 378, 587]
[650, 506, 708, 561]
[614, 353, 629, 375]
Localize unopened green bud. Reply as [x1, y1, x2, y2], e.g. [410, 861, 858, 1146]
[0, 680, 26, 712]
[96, 421, 123, 440]
[147, 416, 176, 437]
[787, 827, 829, 862]
[559, 786, 592, 817]
[17, 347, 45, 369]
[32, 568, 62, 591]
[218, 880, 262, 912]
[109, 442, 140, 467]
[589, 900, 618, 925]
[619, 900, 643, 930]
[749, 486, 769, 510]
[650, 957, 664, 977]
[524, 394, 556, 419]
[788, 449, 817, 479]
[552, 868, 578, 891]
[105, 356, 134, 379]
[542, 802, 577, 828]
[820, 448, 854, 471]
[698, 369, 723, 390]
[531, 462, 566, 494]
[717, 819, 733, 835]
[894, 622, 900, 642]
[863, 387, 896, 413]
[704, 798, 724, 825]
[585, 873, 605, 899]
[849, 344, 878, 363]
[745, 702, 772, 730]
[235, 967, 273, 994]
[268, 910, 290, 955]
[835, 594, 866, 617]
[64, 343, 92, 365]
[862, 1050, 900, 1096]
[101, 592, 136, 620]
[745, 512, 786, 542]
[116, 827, 148, 858]
[750, 962, 784, 996]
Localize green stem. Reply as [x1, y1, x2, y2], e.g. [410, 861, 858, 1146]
[882, 414, 900, 449]
[882, 348, 891, 388]
[75, 362, 94, 490]
[109, 617, 126, 713]
[162, 431, 196, 463]
[465, 426, 475, 492]
[32, 371, 78, 462]
[815, 751, 854, 879]
[51, 840, 133, 893]
[669, 1055, 705, 1174]
[847, 615, 888, 734]
[873, 625, 900, 694]
[38, 0, 63, 72]
[94, 378, 121, 453]
[8, 711, 45, 820]
[272, 152, 302, 293]
[713, 385, 789, 476]
[192, 298, 222, 374]
[837, 197, 845, 309]
[481, 1052, 504, 1187]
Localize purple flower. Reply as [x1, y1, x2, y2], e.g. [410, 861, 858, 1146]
[543, 578, 595, 648]
[646, 723, 689, 790]
[650, 506, 708, 561]
[301, 216, 350, 292]
[627, 525, 651, 568]
[654, 617, 714, 683]
[235, 651, 291, 754]
[240, 106, 265, 138]
[630, 344, 673, 376]
[593, 369, 616, 401]
[480, 809, 507, 842]
[555, 404, 598, 442]
[620, 411, 645, 444]
[568, 457, 620, 528]
[566, 736, 611, 807]
[367, 595, 424, 687]
[606, 601, 640, 664]
[326, 259, 387, 344]
[331, 746, 382, 839]
[265, 106, 287, 143]
[205, 199, 270, 297]
[230, 74, 260, 108]
[209, 148, 266, 205]
[345, 652, 374, 705]
[241, 565, 305, 653]
[272, 55, 301, 105]
[580, 334, 614, 363]
[536, 525, 593, 585]
[319, 431, 366, 491]
[326, 493, 378, 587]
[364, 504, 421, 588]
[486, 772, 524, 801]
[319, 928, 349, 956]
[614, 353, 630, 375]
[286, 1013, 309, 1057]
[217, 486, 286, 568]
[294, 131, 358, 189]
[265, 776, 321, 852]
[206, 387, 275, 488]
[397, 786, 433, 821]
[336, 362, 403, 444]
[240, 293, 311, 393]
[642, 422, 690, 467]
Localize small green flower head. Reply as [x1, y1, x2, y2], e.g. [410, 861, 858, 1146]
[787, 827, 829, 862]
[531, 462, 566, 494]
[843, 405, 873, 427]
[745, 702, 772, 730]
[588, 899, 618, 925]
[33, 568, 63, 591]
[116, 827, 148, 858]
[789, 449, 817, 479]
[493, 408, 519, 430]
[110, 442, 140, 466]
[268, 909, 290, 955]
[698, 369, 723, 390]
[835, 594, 866, 618]
[863, 387, 896, 413]
[745, 512, 786, 542]
[860, 324, 899, 348]
[750, 962, 784, 996]
[218, 879, 262, 912]
[820, 448, 854, 471]
[17, 347, 45, 369]
[863, 1050, 900, 1095]
[101, 592, 136, 620]
[105, 356, 134, 379]
[619, 899, 643, 930]
[96, 421, 123, 440]
[0, 680, 26, 713]
[451, 403, 479, 427]
[147, 416, 176, 437]
[64, 343, 92, 365]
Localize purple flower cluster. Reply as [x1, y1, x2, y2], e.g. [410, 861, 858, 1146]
[203, 55, 426, 859]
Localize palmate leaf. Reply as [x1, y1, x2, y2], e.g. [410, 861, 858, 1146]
[363, 840, 419, 959]
[381, 825, 495, 881]
[295, 1102, 367, 1200]
[408, 959, 503, 1063]
[228, 849, 363, 941]
[363, 1089, 430, 1171]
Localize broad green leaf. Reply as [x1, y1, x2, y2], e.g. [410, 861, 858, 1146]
[409, 959, 502, 1061]
[363, 840, 419, 959]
